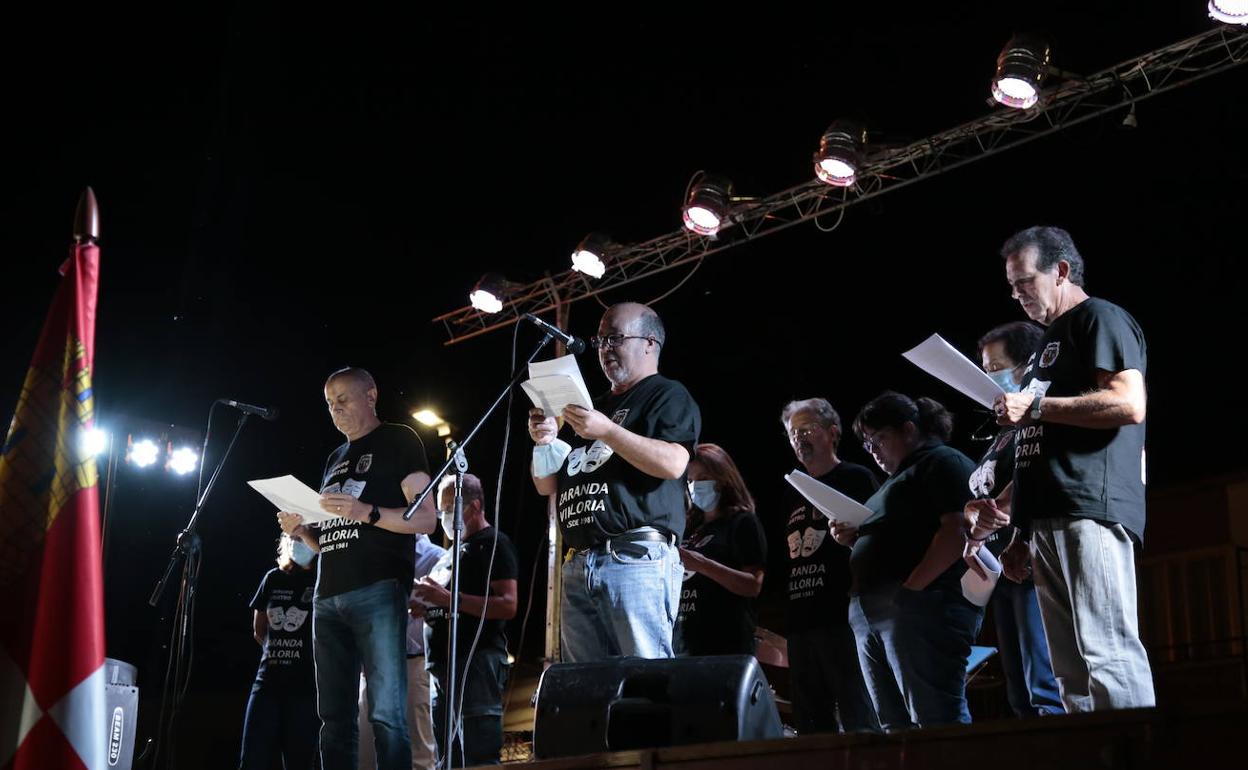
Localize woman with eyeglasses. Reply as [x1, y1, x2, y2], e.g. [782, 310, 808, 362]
[966, 321, 1064, 718]
[840, 392, 981, 730]
[673, 443, 768, 657]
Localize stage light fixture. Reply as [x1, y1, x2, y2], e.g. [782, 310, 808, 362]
[468, 274, 513, 314]
[128, 437, 160, 468]
[682, 175, 734, 236]
[814, 120, 867, 187]
[992, 34, 1051, 109]
[571, 233, 611, 279]
[80, 427, 110, 458]
[167, 446, 199, 475]
[1209, 1, 1248, 24]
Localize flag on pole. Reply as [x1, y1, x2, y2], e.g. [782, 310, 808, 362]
[0, 191, 106, 770]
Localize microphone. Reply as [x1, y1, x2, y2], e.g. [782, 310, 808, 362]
[219, 399, 280, 421]
[523, 313, 587, 354]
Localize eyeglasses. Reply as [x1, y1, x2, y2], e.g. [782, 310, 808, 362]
[787, 425, 823, 442]
[589, 334, 657, 350]
[861, 429, 890, 454]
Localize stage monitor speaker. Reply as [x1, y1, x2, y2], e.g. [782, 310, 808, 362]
[104, 658, 139, 770]
[532, 654, 782, 759]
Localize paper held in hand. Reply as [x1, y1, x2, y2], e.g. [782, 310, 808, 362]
[901, 333, 1004, 409]
[247, 475, 335, 523]
[960, 546, 1004, 607]
[784, 470, 873, 527]
[521, 354, 593, 417]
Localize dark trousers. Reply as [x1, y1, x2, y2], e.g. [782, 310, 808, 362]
[787, 623, 880, 734]
[849, 585, 983, 730]
[992, 577, 1063, 717]
[239, 684, 320, 770]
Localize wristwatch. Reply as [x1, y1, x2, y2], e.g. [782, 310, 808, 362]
[1029, 395, 1044, 421]
[367, 503, 381, 526]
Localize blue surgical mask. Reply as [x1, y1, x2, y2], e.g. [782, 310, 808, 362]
[688, 480, 720, 512]
[987, 368, 1020, 394]
[532, 438, 572, 478]
[291, 540, 316, 568]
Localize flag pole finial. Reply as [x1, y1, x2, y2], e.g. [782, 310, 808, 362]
[74, 187, 99, 243]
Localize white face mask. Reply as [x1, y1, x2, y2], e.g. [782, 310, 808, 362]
[987, 367, 1021, 394]
[532, 438, 572, 478]
[291, 540, 316, 568]
[687, 480, 720, 512]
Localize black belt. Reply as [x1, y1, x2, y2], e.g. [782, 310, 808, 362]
[611, 528, 673, 545]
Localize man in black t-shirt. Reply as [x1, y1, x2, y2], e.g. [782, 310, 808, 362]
[412, 473, 517, 768]
[528, 303, 701, 661]
[779, 398, 879, 734]
[278, 367, 437, 770]
[977, 226, 1155, 712]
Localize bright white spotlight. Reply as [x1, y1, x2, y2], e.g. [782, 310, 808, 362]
[1209, 1, 1248, 24]
[571, 233, 610, 279]
[813, 120, 867, 187]
[412, 409, 443, 427]
[681, 175, 733, 236]
[468, 289, 503, 313]
[167, 447, 199, 475]
[129, 438, 160, 468]
[991, 34, 1050, 109]
[80, 427, 109, 458]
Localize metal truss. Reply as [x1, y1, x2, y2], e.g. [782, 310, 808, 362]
[435, 24, 1248, 344]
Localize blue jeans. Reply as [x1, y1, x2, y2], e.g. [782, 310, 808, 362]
[238, 684, 319, 770]
[849, 584, 983, 730]
[1031, 518, 1156, 712]
[991, 577, 1064, 717]
[313, 579, 411, 770]
[560, 531, 683, 661]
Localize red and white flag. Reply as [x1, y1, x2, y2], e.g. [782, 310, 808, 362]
[0, 234, 106, 770]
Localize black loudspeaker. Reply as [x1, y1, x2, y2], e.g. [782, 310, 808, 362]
[532, 655, 782, 759]
[104, 658, 139, 770]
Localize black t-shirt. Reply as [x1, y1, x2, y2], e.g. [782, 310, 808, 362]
[675, 511, 768, 656]
[554, 374, 701, 549]
[850, 442, 975, 595]
[969, 428, 1018, 558]
[785, 462, 879, 634]
[249, 567, 317, 691]
[1014, 298, 1148, 542]
[313, 423, 428, 598]
[424, 526, 519, 671]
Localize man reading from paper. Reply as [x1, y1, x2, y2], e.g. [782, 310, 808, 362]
[528, 302, 701, 661]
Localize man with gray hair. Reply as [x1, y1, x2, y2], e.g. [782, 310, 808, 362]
[974, 225, 1154, 712]
[780, 398, 879, 734]
[528, 302, 701, 661]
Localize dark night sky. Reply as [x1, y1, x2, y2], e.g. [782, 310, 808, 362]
[4, 3, 1247, 766]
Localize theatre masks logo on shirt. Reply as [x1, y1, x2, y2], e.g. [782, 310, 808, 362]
[356, 454, 373, 474]
[969, 459, 997, 498]
[610, 409, 629, 425]
[566, 441, 614, 477]
[1039, 342, 1060, 368]
[787, 526, 826, 558]
[266, 605, 310, 632]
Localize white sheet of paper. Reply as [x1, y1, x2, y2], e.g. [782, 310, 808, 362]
[960, 546, 1004, 607]
[521, 354, 593, 416]
[784, 470, 874, 527]
[247, 475, 334, 523]
[902, 333, 1004, 409]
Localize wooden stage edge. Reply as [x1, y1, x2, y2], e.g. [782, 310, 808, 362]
[501, 703, 1248, 769]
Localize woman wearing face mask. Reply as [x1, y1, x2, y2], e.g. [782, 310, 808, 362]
[844, 392, 981, 730]
[674, 443, 768, 657]
[239, 533, 320, 770]
[967, 322, 1064, 718]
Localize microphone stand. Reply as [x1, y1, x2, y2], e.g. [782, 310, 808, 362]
[402, 330, 558, 766]
[146, 411, 252, 769]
